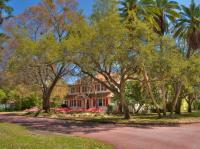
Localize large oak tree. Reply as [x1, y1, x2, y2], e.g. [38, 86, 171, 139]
[5, 0, 78, 112]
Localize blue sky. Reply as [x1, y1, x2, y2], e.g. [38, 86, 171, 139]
[8, 0, 200, 16]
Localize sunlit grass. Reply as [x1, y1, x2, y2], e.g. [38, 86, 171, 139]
[0, 123, 114, 149]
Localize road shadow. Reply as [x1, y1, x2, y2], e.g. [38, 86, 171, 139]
[0, 113, 181, 136]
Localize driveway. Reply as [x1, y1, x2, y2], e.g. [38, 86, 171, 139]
[0, 113, 200, 149]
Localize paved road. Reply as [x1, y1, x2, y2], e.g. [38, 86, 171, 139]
[0, 114, 200, 149]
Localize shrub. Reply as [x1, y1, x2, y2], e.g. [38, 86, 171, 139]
[106, 103, 115, 114]
[51, 97, 63, 108]
[193, 100, 200, 110]
[14, 94, 41, 111]
[0, 89, 6, 103]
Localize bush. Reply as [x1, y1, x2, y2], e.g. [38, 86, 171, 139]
[106, 103, 115, 114]
[193, 100, 200, 110]
[13, 94, 41, 111]
[50, 97, 63, 108]
[23, 94, 41, 110]
[0, 89, 7, 106]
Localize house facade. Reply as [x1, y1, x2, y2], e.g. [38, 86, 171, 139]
[64, 75, 113, 111]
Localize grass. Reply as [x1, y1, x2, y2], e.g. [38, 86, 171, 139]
[0, 123, 114, 149]
[24, 111, 200, 125]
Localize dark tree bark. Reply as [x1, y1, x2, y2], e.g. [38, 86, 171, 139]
[119, 81, 130, 119]
[42, 93, 50, 113]
[118, 102, 123, 113]
[175, 98, 182, 115]
[188, 102, 192, 113]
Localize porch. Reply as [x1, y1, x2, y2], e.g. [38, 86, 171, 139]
[64, 98, 109, 110]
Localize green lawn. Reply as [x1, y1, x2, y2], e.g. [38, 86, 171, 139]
[0, 123, 114, 149]
[25, 111, 200, 125]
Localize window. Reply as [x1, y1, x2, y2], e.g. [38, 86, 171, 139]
[82, 86, 88, 93]
[70, 100, 73, 107]
[101, 85, 107, 91]
[73, 100, 77, 107]
[98, 99, 103, 107]
[76, 86, 80, 93]
[77, 100, 81, 107]
[95, 84, 101, 91]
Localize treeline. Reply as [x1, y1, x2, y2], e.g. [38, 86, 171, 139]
[0, 0, 199, 119]
[0, 88, 41, 111]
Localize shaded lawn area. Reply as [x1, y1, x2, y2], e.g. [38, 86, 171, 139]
[0, 123, 114, 149]
[24, 111, 200, 125]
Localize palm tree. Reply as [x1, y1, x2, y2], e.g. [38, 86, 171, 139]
[119, 0, 180, 35]
[119, 0, 155, 19]
[152, 0, 180, 35]
[174, 0, 200, 58]
[0, 0, 13, 25]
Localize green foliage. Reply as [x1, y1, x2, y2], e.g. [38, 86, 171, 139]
[91, 0, 117, 22]
[21, 94, 41, 110]
[50, 97, 63, 108]
[174, 0, 200, 51]
[0, 88, 41, 111]
[193, 100, 200, 110]
[0, 89, 6, 103]
[106, 103, 115, 114]
[125, 81, 146, 105]
[1, 0, 200, 117]
[119, 0, 180, 35]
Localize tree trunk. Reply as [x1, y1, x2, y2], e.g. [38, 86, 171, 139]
[188, 102, 192, 113]
[161, 84, 167, 116]
[120, 87, 130, 119]
[186, 46, 191, 59]
[42, 76, 60, 113]
[186, 96, 194, 113]
[163, 101, 167, 116]
[43, 93, 50, 113]
[142, 68, 161, 118]
[170, 81, 183, 116]
[175, 98, 182, 114]
[118, 102, 123, 113]
[134, 104, 143, 114]
[132, 104, 136, 114]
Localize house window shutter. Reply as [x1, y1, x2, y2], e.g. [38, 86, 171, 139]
[93, 98, 96, 107]
[106, 98, 108, 106]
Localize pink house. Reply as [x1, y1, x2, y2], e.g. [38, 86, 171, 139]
[64, 75, 113, 111]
